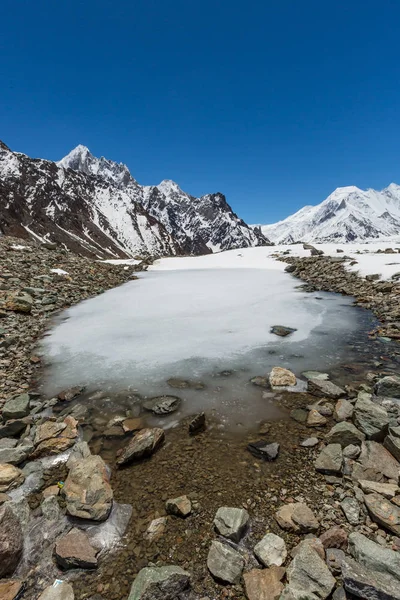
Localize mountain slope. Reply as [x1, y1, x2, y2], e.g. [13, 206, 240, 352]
[260, 185, 400, 243]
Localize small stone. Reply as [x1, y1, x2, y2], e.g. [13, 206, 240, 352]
[358, 479, 399, 499]
[307, 378, 345, 399]
[326, 548, 346, 574]
[319, 526, 348, 550]
[188, 412, 205, 434]
[57, 386, 85, 402]
[243, 566, 285, 600]
[38, 582, 75, 600]
[290, 409, 308, 424]
[207, 540, 244, 584]
[127, 565, 191, 600]
[325, 422, 365, 447]
[334, 399, 354, 422]
[300, 437, 319, 447]
[270, 325, 297, 337]
[116, 428, 165, 465]
[254, 533, 287, 567]
[365, 492, 400, 535]
[55, 528, 98, 569]
[145, 517, 167, 542]
[250, 376, 269, 388]
[213, 506, 249, 542]
[307, 409, 327, 427]
[122, 418, 143, 433]
[269, 367, 297, 388]
[302, 371, 329, 381]
[315, 444, 343, 475]
[275, 503, 318, 533]
[4, 291, 33, 313]
[166, 495, 192, 518]
[43, 485, 60, 498]
[342, 444, 360, 459]
[0, 464, 24, 492]
[340, 497, 360, 525]
[143, 395, 181, 415]
[247, 440, 279, 461]
[2, 393, 30, 420]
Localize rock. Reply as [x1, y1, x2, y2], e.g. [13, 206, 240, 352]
[326, 548, 346, 574]
[128, 565, 191, 600]
[270, 325, 297, 337]
[165, 495, 191, 518]
[5, 498, 30, 530]
[340, 496, 360, 525]
[43, 484, 60, 498]
[364, 492, 400, 535]
[285, 264, 296, 273]
[307, 409, 327, 427]
[326, 422, 365, 447]
[41, 495, 62, 521]
[315, 444, 343, 475]
[0, 443, 33, 465]
[143, 396, 181, 415]
[353, 396, 389, 441]
[188, 412, 205, 434]
[334, 399, 354, 422]
[0, 438, 18, 449]
[4, 291, 33, 313]
[2, 394, 30, 420]
[285, 542, 336, 600]
[300, 437, 319, 447]
[207, 540, 244, 584]
[291, 538, 325, 561]
[0, 419, 27, 438]
[116, 428, 165, 465]
[0, 493, 11, 504]
[0, 464, 24, 492]
[254, 533, 287, 567]
[269, 367, 296, 388]
[348, 531, 400, 581]
[302, 371, 329, 381]
[383, 425, 400, 462]
[358, 479, 399, 499]
[0, 504, 23, 577]
[34, 420, 67, 445]
[55, 528, 98, 569]
[275, 503, 318, 533]
[247, 440, 279, 461]
[319, 525, 348, 550]
[342, 557, 400, 600]
[307, 378, 345, 399]
[250, 376, 269, 388]
[0, 580, 23, 600]
[290, 409, 308, 424]
[31, 436, 76, 460]
[213, 506, 249, 542]
[38, 582, 75, 600]
[375, 375, 400, 398]
[66, 441, 91, 470]
[343, 444, 360, 459]
[63, 455, 113, 521]
[58, 386, 85, 402]
[122, 418, 143, 433]
[145, 517, 167, 542]
[243, 566, 285, 600]
[357, 440, 400, 481]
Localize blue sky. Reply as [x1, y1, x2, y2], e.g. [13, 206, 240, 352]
[1, 1, 399, 223]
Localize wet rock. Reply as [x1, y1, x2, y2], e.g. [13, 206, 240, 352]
[247, 440, 280, 461]
[342, 557, 400, 600]
[128, 565, 191, 600]
[326, 422, 365, 447]
[269, 367, 296, 388]
[145, 517, 167, 542]
[165, 495, 192, 518]
[358, 479, 399, 499]
[250, 376, 269, 388]
[122, 417, 143, 433]
[300, 437, 319, 447]
[0, 464, 24, 492]
[143, 395, 181, 415]
[55, 527, 98, 569]
[319, 525, 348, 550]
[353, 396, 389, 441]
[63, 455, 113, 521]
[285, 264, 296, 273]
[254, 532, 287, 567]
[4, 291, 33, 313]
[270, 325, 297, 337]
[307, 409, 327, 427]
[213, 506, 249, 542]
[315, 444, 343, 475]
[308, 378, 345, 399]
[167, 378, 204, 390]
[275, 502, 318, 533]
[38, 582, 75, 600]
[57, 386, 85, 402]
[188, 412, 205, 434]
[243, 566, 285, 600]
[342, 444, 360, 459]
[207, 540, 244, 584]
[116, 428, 165, 465]
[0, 504, 23, 577]
[334, 399, 354, 422]
[0, 580, 23, 600]
[290, 409, 308, 424]
[0, 419, 27, 438]
[302, 371, 329, 381]
[364, 492, 400, 534]
[340, 496, 360, 525]
[285, 542, 335, 600]
[383, 425, 400, 462]
[0, 493, 11, 504]
[375, 375, 400, 398]
[357, 440, 400, 481]
[348, 531, 400, 580]
[2, 393, 30, 420]
[0, 442, 33, 465]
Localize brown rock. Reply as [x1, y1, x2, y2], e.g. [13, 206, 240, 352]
[43, 485, 60, 498]
[0, 504, 23, 577]
[269, 367, 296, 388]
[275, 502, 318, 533]
[364, 492, 400, 535]
[58, 386, 85, 402]
[116, 427, 165, 466]
[0, 580, 23, 600]
[307, 409, 327, 427]
[166, 495, 192, 518]
[0, 464, 24, 492]
[319, 526, 348, 550]
[243, 566, 285, 600]
[54, 527, 98, 569]
[122, 417, 143, 433]
[31, 436, 75, 460]
[34, 420, 67, 445]
[291, 538, 325, 560]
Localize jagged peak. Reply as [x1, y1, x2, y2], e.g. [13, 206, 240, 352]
[156, 179, 186, 197]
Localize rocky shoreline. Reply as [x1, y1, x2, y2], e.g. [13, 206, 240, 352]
[1, 237, 400, 600]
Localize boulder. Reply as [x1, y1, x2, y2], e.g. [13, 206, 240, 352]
[31, 436, 76, 460]
[38, 582, 75, 600]
[128, 565, 190, 600]
[357, 440, 400, 481]
[340, 496, 360, 525]
[319, 526, 348, 550]
[325, 422, 365, 447]
[315, 444, 343, 475]
[358, 479, 399, 499]
[269, 367, 296, 388]
[342, 557, 400, 600]
[307, 378, 345, 399]
[2, 394, 30, 420]
[0, 580, 23, 600]
[275, 503, 318, 533]
[54, 528, 98, 569]
[364, 492, 400, 535]
[348, 531, 400, 581]
[207, 540, 244, 584]
[57, 386, 85, 402]
[243, 566, 285, 600]
[353, 396, 389, 441]
[247, 440, 279, 461]
[375, 375, 400, 398]
[0, 464, 24, 492]
[0, 419, 27, 439]
[165, 495, 191, 518]
[213, 506, 249, 542]
[285, 543, 335, 600]
[0, 443, 33, 465]
[334, 399, 354, 422]
[383, 425, 400, 462]
[116, 428, 165, 465]
[0, 504, 23, 577]
[254, 533, 287, 567]
[143, 396, 181, 415]
[63, 455, 113, 521]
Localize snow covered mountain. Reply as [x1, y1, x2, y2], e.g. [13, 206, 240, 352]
[0, 142, 271, 258]
[260, 185, 400, 244]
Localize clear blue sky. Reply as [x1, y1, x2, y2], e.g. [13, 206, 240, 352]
[1, 1, 399, 223]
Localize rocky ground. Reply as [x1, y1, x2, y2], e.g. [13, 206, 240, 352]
[1, 238, 400, 600]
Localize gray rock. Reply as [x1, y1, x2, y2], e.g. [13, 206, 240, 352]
[364, 493, 400, 535]
[308, 378, 346, 399]
[207, 540, 244, 584]
[143, 396, 181, 415]
[0, 419, 27, 439]
[342, 557, 400, 600]
[358, 480, 399, 499]
[254, 532, 287, 567]
[315, 444, 343, 475]
[286, 542, 336, 599]
[340, 497, 360, 525]
[63, 455, 113, 521]
[300, 437, 319, 447]
[165, 495, 191, 518]
[38, 582, 75, 600]
[0, 443, 33, 465]
[357, 441, 400, 481]
[326, 422, 365, 447]
[0, 503, 23, 577]
[375, 375, 400, 399]
[383, 425, 400, 462]
[0, 438, 17, 449]
[302, 371, 329, 381]
[326, 548, 346, 574]
[2, 394, 30, 421]
[116, 428, 165, 465]
[334, 399, 354, 422]
[55, 528, 98, 570]
[343, 444, 361, 459]
[128, 565, 191, 600]
[353, 396, 389, 441]
[5, 498, 31, 530]
[247, 440, 280, 460]
[250, 376, 269, 388]
[270, 325, 297, 337]
[41, 495, 62, 521]
[348, 531, 400, 581]
[213, 506, 249, 542]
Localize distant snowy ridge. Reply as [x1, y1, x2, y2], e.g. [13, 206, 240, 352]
[259, 184, 400, 243]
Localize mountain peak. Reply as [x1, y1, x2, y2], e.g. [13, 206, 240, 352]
[157, 179, 186, 197]
[58, 144, 93, 172]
